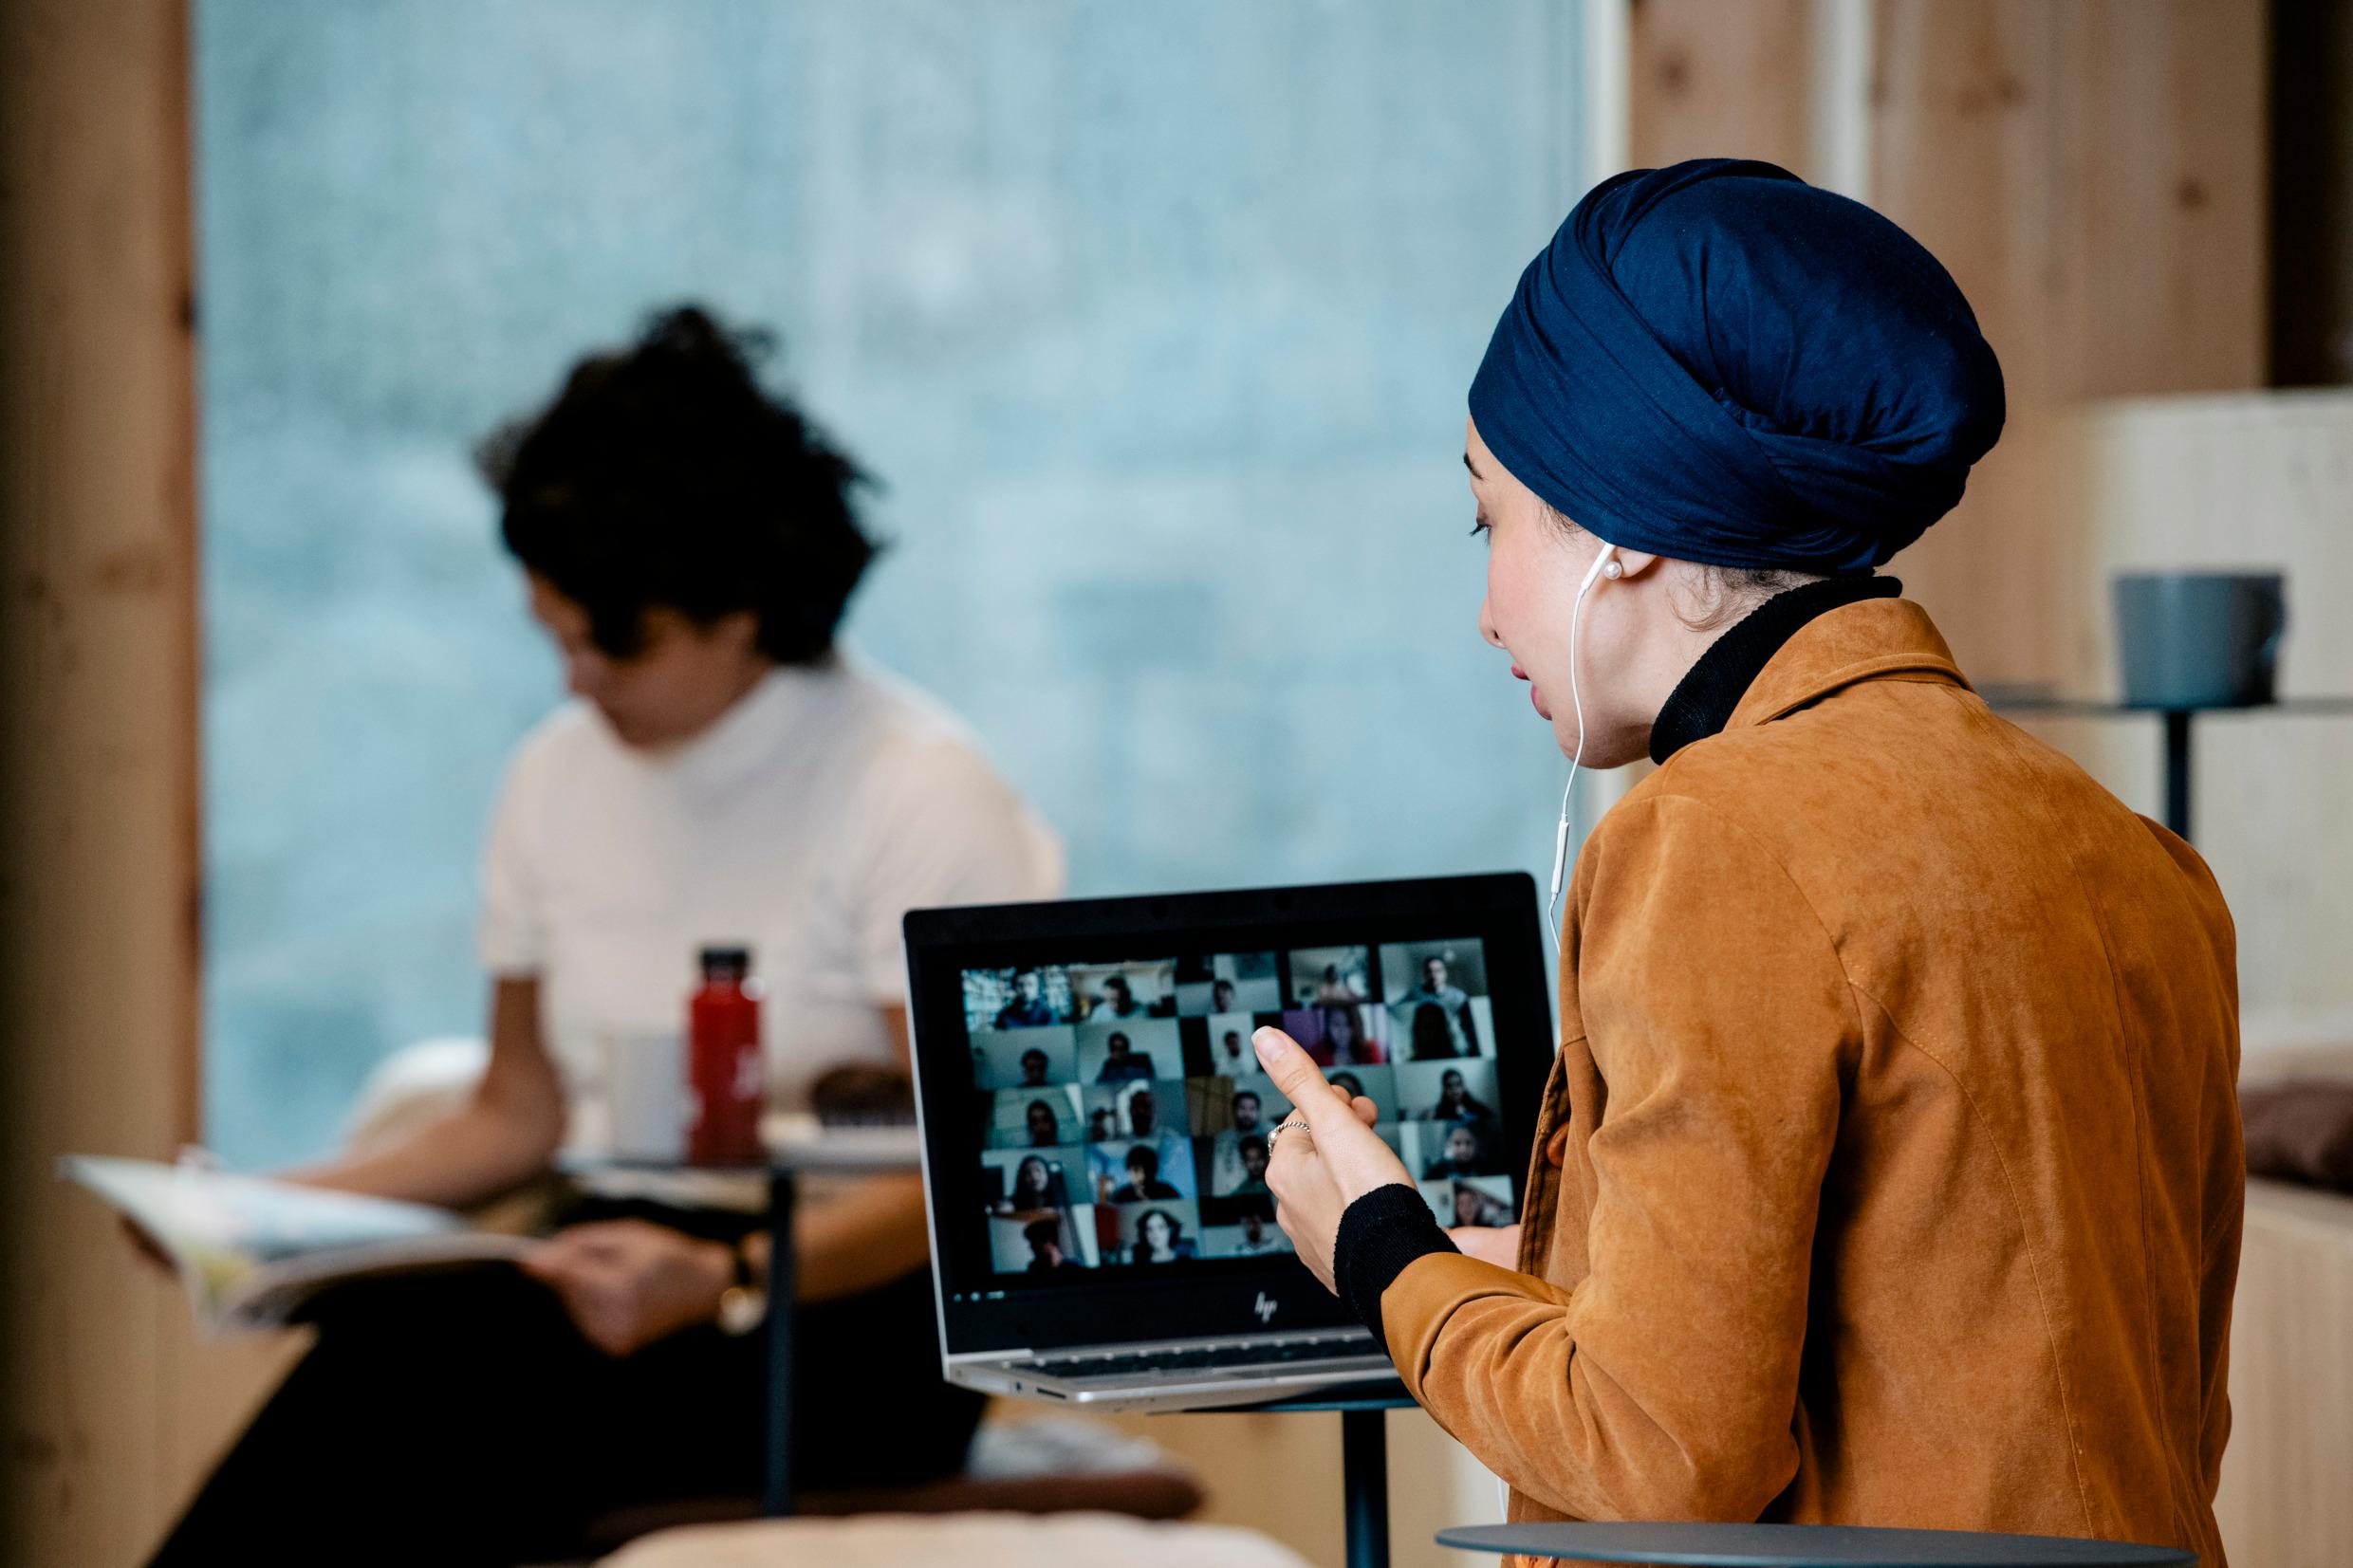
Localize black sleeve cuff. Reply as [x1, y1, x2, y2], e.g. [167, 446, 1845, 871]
[1333, 1184, 1458, 1347]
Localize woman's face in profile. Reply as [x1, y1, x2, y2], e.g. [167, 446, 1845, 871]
[528, 574, 766, 751]
[1465, 418, 1653, 769]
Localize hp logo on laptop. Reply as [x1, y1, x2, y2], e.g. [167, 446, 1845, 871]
[1252, 1291, 1278, 1324]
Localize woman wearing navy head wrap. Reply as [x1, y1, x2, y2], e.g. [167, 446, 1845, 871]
[1256, 161, 2238, 1560]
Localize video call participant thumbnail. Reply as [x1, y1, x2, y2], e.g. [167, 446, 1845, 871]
[1097, 1079, 1184, 1139]
[970, 1024, 1076, 1090]
[1088, 1129, 1197, 1200]
[1116, 1203, 1197, 1264]
[1221, 1134, 1269, 1196]
[985, 1207, 1101, 1274]
[994, 968, 1062, 1028]
[1392, 1060, 1498, 1127]
[1172, 951, 1282, 1016]
[1069, 960, 1178, 1023]
[1095, 975, 1144, 1019]
[987, 1090, 1077, 1150]
[1288, 945, 1372, 1006]
[1077, 1017, 1179, 1083]
[1097, 1032, 1150, 1081]
[1418, 1121, 1504, 1180]
[1208, 1021, 1253, 1074]
[1374, 940, 1492, 1058]
[1108, 1144, 1182, 1202]
[984, 1151, 1076, 1215]
[1024, 1217, 1084, 1272]
[1209, 1087, 1267, 1191]
[1446, 1178, 1514, 1229]
[1390, 957, 1479, 1057]
[1196, 1193, 1291, 1257]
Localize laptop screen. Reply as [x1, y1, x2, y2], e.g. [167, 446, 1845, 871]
[905, 875, 1552, 1356]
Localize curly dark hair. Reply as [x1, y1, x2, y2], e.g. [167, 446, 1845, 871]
[477, 304, 880, 663]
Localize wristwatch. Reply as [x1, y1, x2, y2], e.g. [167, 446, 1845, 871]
[715, 1235, 769, 1337]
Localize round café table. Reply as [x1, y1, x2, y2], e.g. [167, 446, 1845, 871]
[1436, 1522, 2196, 1567]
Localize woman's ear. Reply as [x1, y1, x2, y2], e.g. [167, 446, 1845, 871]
[704, 608, 763, 654]
[1609, 549, 1663, 581]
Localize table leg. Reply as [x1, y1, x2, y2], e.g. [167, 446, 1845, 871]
[763, 1168, 798, 1516]
[2162, 709, 2194, 842]
[1342, 1405, 1390, 1568]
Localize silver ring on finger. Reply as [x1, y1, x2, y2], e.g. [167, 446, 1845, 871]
[1268, 1117, 1312, 1153]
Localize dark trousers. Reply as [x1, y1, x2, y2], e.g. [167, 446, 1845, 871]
[149, 1246, 985, 1567]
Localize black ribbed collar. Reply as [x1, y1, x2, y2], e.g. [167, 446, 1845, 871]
[1648, 576, 1903, 764]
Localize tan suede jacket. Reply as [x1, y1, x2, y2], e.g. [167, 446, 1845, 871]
[1382, 599, 2242, 1562]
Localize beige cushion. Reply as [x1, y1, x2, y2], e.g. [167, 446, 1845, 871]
[600, 1511, 1311, 1568]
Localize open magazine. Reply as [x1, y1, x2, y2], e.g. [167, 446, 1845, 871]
[62, 1154, 531, 1333]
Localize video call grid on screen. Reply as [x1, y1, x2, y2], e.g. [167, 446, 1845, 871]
[906, 876, 1551, 1354]
[954, 936, 1514, 1285]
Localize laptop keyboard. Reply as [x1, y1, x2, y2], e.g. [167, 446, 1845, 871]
[1024, 1332, 1385, 1381]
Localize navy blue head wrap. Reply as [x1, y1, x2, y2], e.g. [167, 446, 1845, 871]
[1468, 158, 2004, 574]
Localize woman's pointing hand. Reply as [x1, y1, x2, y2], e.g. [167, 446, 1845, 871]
[1253, 1025, 1416, 1292]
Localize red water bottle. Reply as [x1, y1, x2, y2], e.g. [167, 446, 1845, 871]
[688, 945, 764, 1166]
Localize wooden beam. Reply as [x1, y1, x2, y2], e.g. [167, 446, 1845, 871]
[0, 2, 299, 1562]
[1628, 0, 1815, 175]
[1862, 0, 2266, 684]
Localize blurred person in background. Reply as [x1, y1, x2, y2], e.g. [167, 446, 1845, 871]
[151, 306, 1062, 1566]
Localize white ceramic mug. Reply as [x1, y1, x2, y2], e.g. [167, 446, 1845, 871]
[601, 1027, 687, 1162]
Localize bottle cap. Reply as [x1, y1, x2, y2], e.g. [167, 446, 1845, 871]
[699, 945, 752, 977]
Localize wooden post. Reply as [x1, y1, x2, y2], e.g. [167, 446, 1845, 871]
[0, 3, 297, 1562]
[1866, 0, 2266, 684]
[1629, 0, 1815, 175]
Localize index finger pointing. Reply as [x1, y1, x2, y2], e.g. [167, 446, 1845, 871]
[1251, 1027, 1341, 1129]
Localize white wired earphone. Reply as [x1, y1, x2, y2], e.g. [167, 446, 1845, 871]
[1543, 541, 1621, 955]
[1499, 543, 1619, 1524]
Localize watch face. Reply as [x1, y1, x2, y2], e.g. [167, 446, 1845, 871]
[716, 1283, 768, 1337]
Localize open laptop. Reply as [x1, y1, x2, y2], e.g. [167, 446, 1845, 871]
[904, 873, 1551, 1412]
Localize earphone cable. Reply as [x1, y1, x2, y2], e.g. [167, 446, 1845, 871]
[1545, 544, 1610, 955]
